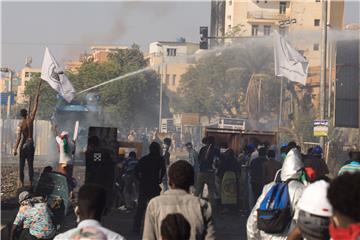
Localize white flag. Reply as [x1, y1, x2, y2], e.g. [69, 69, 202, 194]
[41, 47, 75, 102]
[274, 31, 309, 85]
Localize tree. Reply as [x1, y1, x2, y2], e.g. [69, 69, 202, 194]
[24, 72, 57, 119]
[177, 39, 280, 120]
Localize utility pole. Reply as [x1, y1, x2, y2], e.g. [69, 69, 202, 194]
[157, 43, 165, 132]
[319, 0, 328, 149]
[7, 70, 13, 118]
[278, 76, 284, 129]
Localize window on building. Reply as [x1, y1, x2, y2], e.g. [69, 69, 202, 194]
[165, 74, 170, 85]
[229, 0, 232, 6]
[228, 24, 232, 29]
[252, 25, 259, 36]
[256, 0, 259, 3]
[264, 25, 271, 36]
[167, 48, 177, 56]
[265, 0, 268, 3]
[25, 72, 30, 78]
[279, 2, 287, 14]
[313, 43, 320, 51]
[172, 74, 176, 86]
[227, 15, 231, 20]
[279, 27, 288, 36]
[314, 19, 320, 26]
[316, 0, 320, 2]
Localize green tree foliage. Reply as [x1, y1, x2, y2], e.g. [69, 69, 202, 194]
[24, 72, 57, 119]
[24, 45, 165, 129]
[177, 39, 280, 119]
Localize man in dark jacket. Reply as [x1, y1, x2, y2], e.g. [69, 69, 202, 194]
[249, 147, 267, 201]
[195, 136, 218, 206]
[133, 142, 166, 233]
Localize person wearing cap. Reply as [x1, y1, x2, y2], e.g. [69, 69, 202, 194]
[303, 145, 329, 180]
[10, 191, 56, 240]
[52, 125, 75, 179]
[288, 180, 332, 240]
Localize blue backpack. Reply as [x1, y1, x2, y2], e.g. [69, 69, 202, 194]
[257, 181, 293, 233]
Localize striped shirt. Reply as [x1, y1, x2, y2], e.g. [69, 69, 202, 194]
[338, 161, 360, 175]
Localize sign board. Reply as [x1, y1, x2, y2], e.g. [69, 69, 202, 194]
[314, 120, 329, 137]
[180, 113, 200, 125]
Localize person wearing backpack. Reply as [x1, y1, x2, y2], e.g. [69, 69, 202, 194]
[247, 148, 305, 240]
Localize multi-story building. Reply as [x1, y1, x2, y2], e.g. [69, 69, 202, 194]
[145, 39, 199, 93]
[65, 45, 129, 72]
[16, 67, 41, 104]
[90, 45, 128, 63]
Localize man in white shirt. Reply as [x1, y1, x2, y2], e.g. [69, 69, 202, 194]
[143, 160, 215, 240]
[54, 184, 126, 240]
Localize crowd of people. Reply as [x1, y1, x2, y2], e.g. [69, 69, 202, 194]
[10, 105, 360, 240]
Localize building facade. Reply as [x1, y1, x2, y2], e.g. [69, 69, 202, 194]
[16, 67, 41, 104]
[145, 40, 199, 92]
[65, 45, 129, 72]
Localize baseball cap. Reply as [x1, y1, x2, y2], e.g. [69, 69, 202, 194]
[18, 191, 31, 204]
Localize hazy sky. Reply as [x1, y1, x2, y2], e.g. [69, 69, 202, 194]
[1, 1, 359, 71]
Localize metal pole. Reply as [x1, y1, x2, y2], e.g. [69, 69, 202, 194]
[6, 70, 13, 118]
[278, 77, 283, 129]
[258, 77, 262, 112]
[319, 0, 328, 149]
[159, 54, 164, 132]
[328, 42, 332, 119]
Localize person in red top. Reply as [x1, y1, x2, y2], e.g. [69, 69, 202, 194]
[327, 172, 360, 240]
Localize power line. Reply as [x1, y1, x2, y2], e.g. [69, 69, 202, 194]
[1, 41, 116, 47]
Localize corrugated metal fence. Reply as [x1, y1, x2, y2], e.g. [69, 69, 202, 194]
[1, 119, 53, 156]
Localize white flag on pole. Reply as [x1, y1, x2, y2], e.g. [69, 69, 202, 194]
[274, 30, 309, 85]
[41, 47, 75, 102]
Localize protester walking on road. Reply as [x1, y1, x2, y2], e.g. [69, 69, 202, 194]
[143, 160, 215, 240]
[195, 137, 218, 206]
[249, 147, 268, 201]
[13, 81, 42, 188]
[54, 184, 125, 240]
[302, 146, 329, 180]
[185, 142, 199, 175]
[247, 148, 305, 240]
[327, 172, 360, 240]
[262, 149, 282, 185]
[133, 142, 166, 234]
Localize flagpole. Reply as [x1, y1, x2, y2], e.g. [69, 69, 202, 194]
[319, 0, 328, 149]
[278, 76, 283, 129]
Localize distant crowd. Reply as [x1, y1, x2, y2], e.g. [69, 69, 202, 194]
[11, 101, 360, 240]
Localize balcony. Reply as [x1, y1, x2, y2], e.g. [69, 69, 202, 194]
[247, 10, 290, 22]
